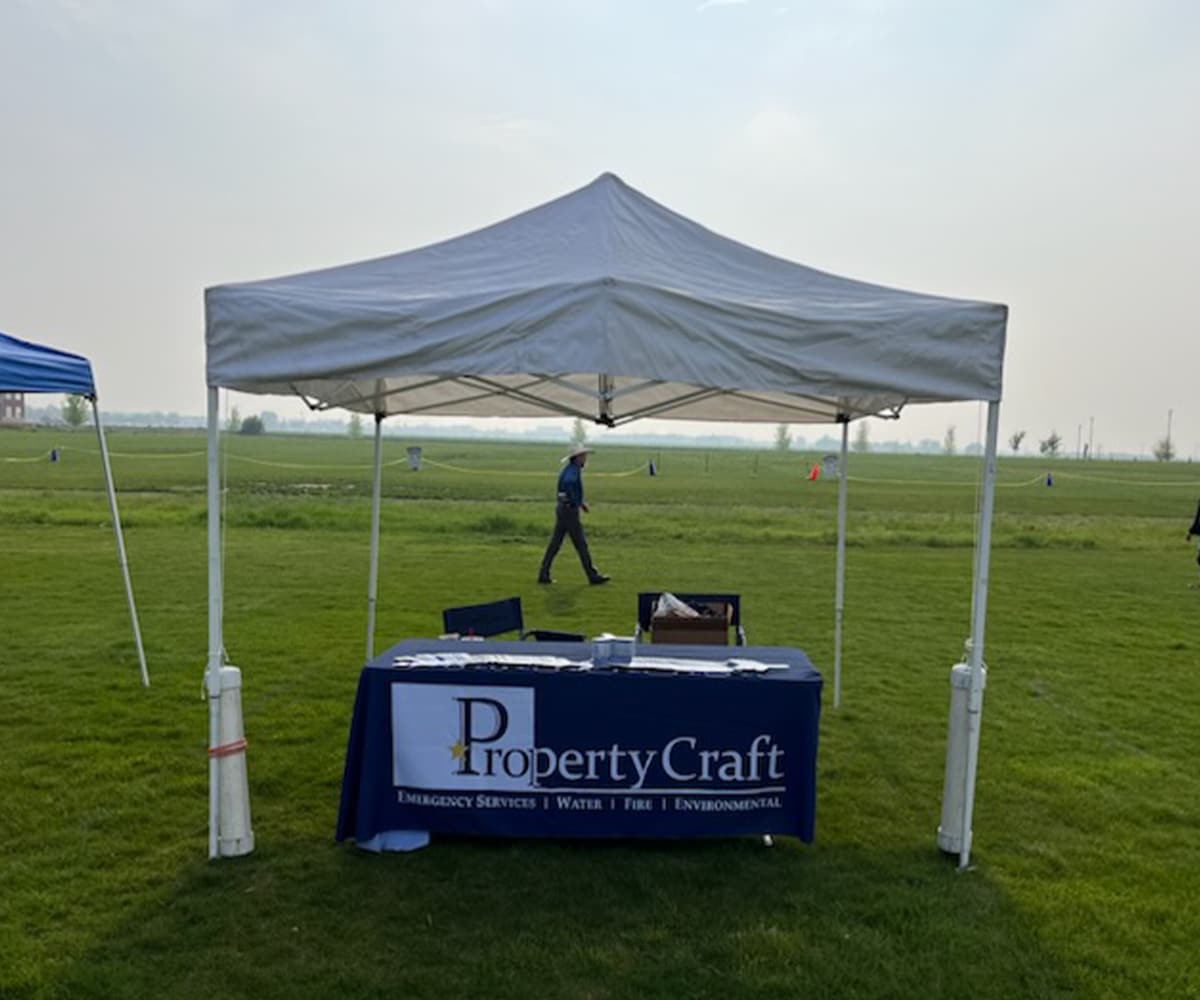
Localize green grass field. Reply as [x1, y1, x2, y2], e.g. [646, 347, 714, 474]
[2, 427, 1198, 999]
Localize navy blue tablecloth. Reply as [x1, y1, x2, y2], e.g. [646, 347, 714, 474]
[336, 639, 822, 844]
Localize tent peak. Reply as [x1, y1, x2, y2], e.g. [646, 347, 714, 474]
[578, 171, 639, 201]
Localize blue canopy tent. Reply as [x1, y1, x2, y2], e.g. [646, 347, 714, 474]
[0, 331, 149, 687]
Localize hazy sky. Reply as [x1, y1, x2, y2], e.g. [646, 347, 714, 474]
[2, 0, 1197, 456]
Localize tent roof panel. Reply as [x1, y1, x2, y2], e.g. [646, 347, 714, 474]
[0, 331, 95, 396]
[206, 174, 1007, 422]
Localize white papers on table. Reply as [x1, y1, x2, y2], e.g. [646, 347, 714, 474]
[619, 656, 790, 675]
[390, 652, 790, 675]
[392, 653, 590, 670]
[724, 658, 791, 673]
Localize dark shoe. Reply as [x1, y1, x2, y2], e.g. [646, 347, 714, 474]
[588, 574, 610, 585]
[537, 575, 553, 585]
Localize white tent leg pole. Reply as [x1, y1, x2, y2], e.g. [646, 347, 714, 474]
[206, 386, 223, 860]
[365, 414, 384, 663]
[969, 519, 980, 632]
[969, 405, 983, 631]
[91, 398, 149, 688]
[833, 418, 849, 709]
[959, 400, 1000, 868]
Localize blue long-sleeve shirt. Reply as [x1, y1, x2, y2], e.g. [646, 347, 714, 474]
[556, 462, 583, 506]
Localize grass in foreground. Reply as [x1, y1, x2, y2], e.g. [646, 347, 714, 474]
[1, 431, 1198, 999]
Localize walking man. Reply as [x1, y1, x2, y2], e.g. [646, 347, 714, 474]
[1188, 498, 1200, 588]
[538, 445, 609, 585]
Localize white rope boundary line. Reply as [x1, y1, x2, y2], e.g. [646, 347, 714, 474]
[1050, 470, 1200, 487]
[845, 473, 1047, 488]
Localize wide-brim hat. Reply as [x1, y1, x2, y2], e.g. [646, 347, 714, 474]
[562, 444, 593, 462]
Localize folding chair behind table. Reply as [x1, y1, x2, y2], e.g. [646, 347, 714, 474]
[442, 596, 583, 642]
[634, 592, 746, 646]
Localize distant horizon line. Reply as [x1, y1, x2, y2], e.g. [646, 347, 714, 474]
[5, 403, 1185, 462]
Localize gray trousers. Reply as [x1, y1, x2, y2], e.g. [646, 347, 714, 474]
[539, 501, 599, 580]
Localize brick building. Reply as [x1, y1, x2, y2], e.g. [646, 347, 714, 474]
[0, 391, 25, 423]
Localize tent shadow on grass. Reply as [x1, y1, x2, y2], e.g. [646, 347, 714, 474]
[45, 839, 1081, 1000]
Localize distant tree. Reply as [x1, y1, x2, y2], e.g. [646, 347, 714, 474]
[1009, 430, 1026, 455]
[570, 417, 588, 448]
[348, 414, 364, 439]
[239, 414, 264, 435]
[225, 405, 241, 434]
[1153, 437, 1175, 462]
[774, 423, 792, 451]
[943, 425, 957, 456]
[853, 421, 870, 453]
[1039, 431, 1062, 457]
[61, 394, 88, 428]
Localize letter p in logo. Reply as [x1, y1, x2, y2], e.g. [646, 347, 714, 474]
[456, 697, 509, 775]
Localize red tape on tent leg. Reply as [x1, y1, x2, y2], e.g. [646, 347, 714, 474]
[208, 738, 248, 758]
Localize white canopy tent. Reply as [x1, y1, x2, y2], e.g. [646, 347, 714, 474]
[204, 173, 1007, 864]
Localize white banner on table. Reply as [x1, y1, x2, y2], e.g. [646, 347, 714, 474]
[391, 683, 536, 791]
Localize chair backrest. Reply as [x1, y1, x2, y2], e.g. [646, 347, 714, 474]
[442, 596, 524, 638]
[636, 592, 741, 631]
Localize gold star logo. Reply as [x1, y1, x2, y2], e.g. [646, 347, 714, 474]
[449, 740, 467, 761]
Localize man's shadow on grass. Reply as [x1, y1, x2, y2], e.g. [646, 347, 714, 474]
[47, 838, 1084, 1000]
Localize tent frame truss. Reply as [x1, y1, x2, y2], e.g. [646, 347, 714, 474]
[289, 373, 908, 428]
